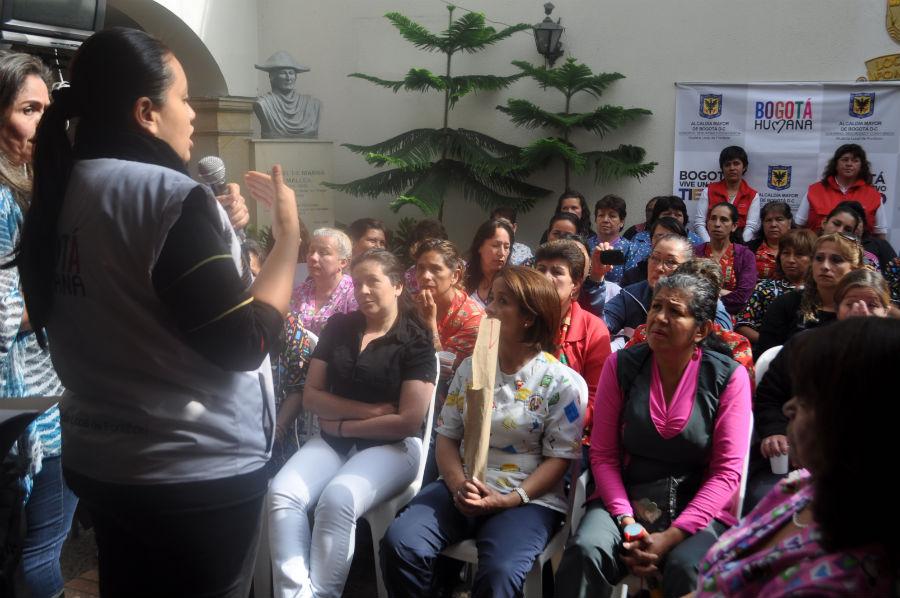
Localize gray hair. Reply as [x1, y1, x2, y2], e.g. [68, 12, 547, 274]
[312, 227, 352, 260]
[674, 258, 723, 296]
[654, 233, 694, 261]
[653, 272, 718, 325]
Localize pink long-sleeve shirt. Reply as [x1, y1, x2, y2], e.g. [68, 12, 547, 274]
[588, 350, 751, 534]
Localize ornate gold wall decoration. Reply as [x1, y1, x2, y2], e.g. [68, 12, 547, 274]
[889, 0, 900, 43]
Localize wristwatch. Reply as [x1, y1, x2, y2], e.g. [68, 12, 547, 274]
[615, 513, 633, 527]
[513, 487, 530, 505]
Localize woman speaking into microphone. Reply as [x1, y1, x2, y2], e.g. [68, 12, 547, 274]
[15, 28, 300, 597]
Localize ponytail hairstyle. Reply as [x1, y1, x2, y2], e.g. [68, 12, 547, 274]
[15, 28, 175, 336]
[0, 51, 51, 209]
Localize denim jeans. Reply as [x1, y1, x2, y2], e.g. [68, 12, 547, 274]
[20, 456, 78, 598]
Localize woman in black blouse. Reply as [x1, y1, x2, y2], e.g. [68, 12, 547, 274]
[267, 248, 437, 597]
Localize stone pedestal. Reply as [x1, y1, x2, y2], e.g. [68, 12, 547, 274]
[250, 139, 335, 232]
[189, 96, 258, 222]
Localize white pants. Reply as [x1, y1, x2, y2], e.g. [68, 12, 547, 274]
[268, 435, 421, 598]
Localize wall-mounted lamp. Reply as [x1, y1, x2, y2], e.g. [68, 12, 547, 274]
[533, 2, 564, 67]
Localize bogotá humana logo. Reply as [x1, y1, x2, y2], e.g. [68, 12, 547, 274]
[849, 92, 875, 118]
[699, 94, 722, 119]
[767, 165, 792, 190]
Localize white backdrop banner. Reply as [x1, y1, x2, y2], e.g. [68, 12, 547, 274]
[674, 82, 900, 247]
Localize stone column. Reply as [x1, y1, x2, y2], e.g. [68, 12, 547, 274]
[188, 96, 259, 225]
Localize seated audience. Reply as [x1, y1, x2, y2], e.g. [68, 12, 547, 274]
[621, 216, 688, 286]
[348, 217, 388, 258]
[628, 196, 702, 270]
[696, 317, 898, 596]
[556, 272, 752, 597]
[413, 238, 484, 376]
[535, 239, 611, 450]
[691, 146, 761, 243]
[622, 196, 658, 240]
[694, 202, 758, 316]
[270, 313, 316, 471]
[735, 229, 817, 346]
[820, 202, 881, 268]
[543, 211, 583, 244]
[290, 227, 357, 335]
[746, 201, 792, 280]
[541, 189, 594, 242]
[403, 218, 450, 293]
[242, 238, 267, 277]
[464, 219, 514, 309]
[625, 259, 755, 388]
[269, 249, 436, 598]
[756, 232, 864, 356]
[586, 194, 633, 283]
[745, 269, 892, 511]
[491, 206, 533, 266]
[381, 267, 586, 598]
[597, 235, 732, 350]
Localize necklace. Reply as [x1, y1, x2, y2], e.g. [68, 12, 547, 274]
[792, 510, 810, 528]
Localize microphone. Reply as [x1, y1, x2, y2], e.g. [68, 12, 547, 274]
[197, 155, 229, 196]
[197, 155, 247, 242]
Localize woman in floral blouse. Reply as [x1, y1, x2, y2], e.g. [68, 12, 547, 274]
[735, 229, 816, 346]
[290, 227, 357, 335]
[695, 318, 896, 597]
[694, 202, 757, 316]
[413, 238, 484, 377]
[746, 201, 792, 280]
[270, 313, 315, 471]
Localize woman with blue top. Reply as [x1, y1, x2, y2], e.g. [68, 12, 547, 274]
[586, 194, 633, 284]
[381, 266, 586, 598]
[627, 196, 703, 272]
[0, 51, 75, 598]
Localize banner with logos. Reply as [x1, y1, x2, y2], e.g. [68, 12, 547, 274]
[674, 82, 900, 247]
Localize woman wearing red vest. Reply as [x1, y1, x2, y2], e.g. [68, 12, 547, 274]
[692, 146, 761, 244]
[796, 143, 887, 239]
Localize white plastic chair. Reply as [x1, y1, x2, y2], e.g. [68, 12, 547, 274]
[363, 353, 440, 598]
[439, 460, 587, 598]
[754, 345, 782, 387]
[438, 373, 590, 597]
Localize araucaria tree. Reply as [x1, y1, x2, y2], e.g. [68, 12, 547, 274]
[325, 6, 551, 220]
[498, 57, 656, 189]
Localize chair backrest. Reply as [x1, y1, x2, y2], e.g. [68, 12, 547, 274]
[754, 345, 782, 387]
[411, 353, 441, 488]
[734, 412, 754, 519]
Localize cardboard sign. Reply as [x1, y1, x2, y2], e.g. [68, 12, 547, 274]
[462, 317, 500, 482]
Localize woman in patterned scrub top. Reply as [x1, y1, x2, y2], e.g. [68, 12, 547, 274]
[381, 266, 587, 598]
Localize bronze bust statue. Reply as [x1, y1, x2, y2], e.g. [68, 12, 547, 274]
[253, 51, 321, 139]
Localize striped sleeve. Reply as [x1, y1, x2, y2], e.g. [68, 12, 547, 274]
[151, 188, 282, 372]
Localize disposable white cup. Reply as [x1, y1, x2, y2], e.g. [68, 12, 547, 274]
[770, 453, 789, 475]
[437, 351, 456, 370]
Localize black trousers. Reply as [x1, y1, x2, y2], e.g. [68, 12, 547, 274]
[65, 466, 268, 598]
